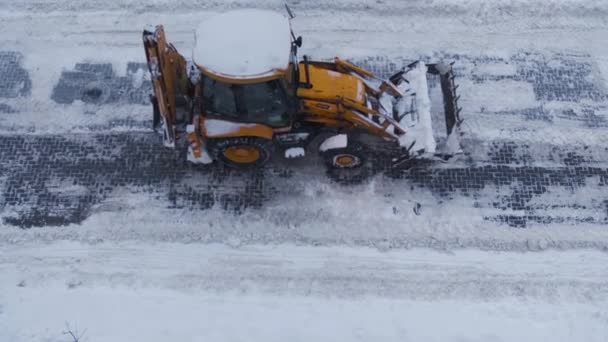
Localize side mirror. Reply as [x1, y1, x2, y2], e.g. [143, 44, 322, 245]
[295, 36, 303, 48]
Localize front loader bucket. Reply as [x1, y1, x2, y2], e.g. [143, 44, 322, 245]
[426, 63, 462, 137]
[380, 61, 463, 166]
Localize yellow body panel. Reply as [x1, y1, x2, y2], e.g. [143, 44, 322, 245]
[296, 64, 366, 104]
[301, 99, 339, 117]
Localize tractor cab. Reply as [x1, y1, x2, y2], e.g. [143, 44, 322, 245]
[198, 75, 291, 127]
[192, 9, 295, 128]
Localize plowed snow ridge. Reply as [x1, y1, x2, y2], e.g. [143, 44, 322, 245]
[1, 242, 608, 341]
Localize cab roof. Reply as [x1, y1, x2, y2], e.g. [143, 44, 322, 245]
[193, 9, 292, 83]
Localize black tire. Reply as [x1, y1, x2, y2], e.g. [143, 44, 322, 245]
[321, 141, 373, 184]
[150, 95, 161, 131]
[207, 137, 273, 170]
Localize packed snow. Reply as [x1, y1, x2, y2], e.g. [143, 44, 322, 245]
[186, 125, 213, 164]
[285, 147, 305, 158]
[459, 79, 537, 113]
[193, 9, 292, 79]
[398, 62, 437, 154]
[203, 118, 257, 136]
[319, 134, 347, 152]
[2, 242, 608, 342]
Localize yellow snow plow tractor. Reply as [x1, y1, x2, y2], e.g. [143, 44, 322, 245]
[143, 9, 462, 178]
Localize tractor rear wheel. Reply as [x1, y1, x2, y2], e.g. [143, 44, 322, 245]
[208, 137, 273, 169]
[322, 141, 372, 184]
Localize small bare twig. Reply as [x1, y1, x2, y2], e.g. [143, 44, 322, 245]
[63, 322, 87, 342]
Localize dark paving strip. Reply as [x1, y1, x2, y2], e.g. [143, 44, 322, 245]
[463, 140, 608, 166]
[391, 164, 608, 228]
[0, 51, 31, 100]
[0, 104, 16, 114]
[512, 52, 606, 103]
[0, 133, 606, 229]
[0, 134, 275, 228]
[51, 62, 150, 105]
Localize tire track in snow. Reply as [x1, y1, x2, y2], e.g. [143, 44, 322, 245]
[3, 242, 608, 301]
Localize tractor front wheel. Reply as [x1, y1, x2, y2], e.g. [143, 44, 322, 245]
[322, 142, 372, 184]
[208, 137, 273, 169]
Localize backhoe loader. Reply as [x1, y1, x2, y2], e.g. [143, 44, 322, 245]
[143, 9, 462, 180]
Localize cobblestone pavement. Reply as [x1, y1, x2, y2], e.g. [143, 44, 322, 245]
[1, 51, 607, 229]
[51, 62, 150, 106]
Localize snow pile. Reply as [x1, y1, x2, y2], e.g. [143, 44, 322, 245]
[186, 124, 213, 164]
[319, 134, 347, 152]
[193, 9, 292, 79]
[203, 118, 257, 136]
[444, 130, 462, 155]
[398, 62, 437, 155]
[285, 147, 305, 158]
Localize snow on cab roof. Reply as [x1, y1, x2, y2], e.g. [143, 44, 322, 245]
[193, 9, 292, 80]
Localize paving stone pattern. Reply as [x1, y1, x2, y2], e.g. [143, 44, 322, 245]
[0, 51, 31, 114]
[0, 132, 606, 228]
[0, 51, 31, 99]
[1, 51, 607, 228]
[51, 62, 151, 105]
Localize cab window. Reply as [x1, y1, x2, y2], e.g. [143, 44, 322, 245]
[202, 77, 290, 127]
[202, 78, 238, 118]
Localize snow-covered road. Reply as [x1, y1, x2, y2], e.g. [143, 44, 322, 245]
[1, 0, 608, 341]
[5, 241, 608, 300]
[2, 241, 608, 341]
